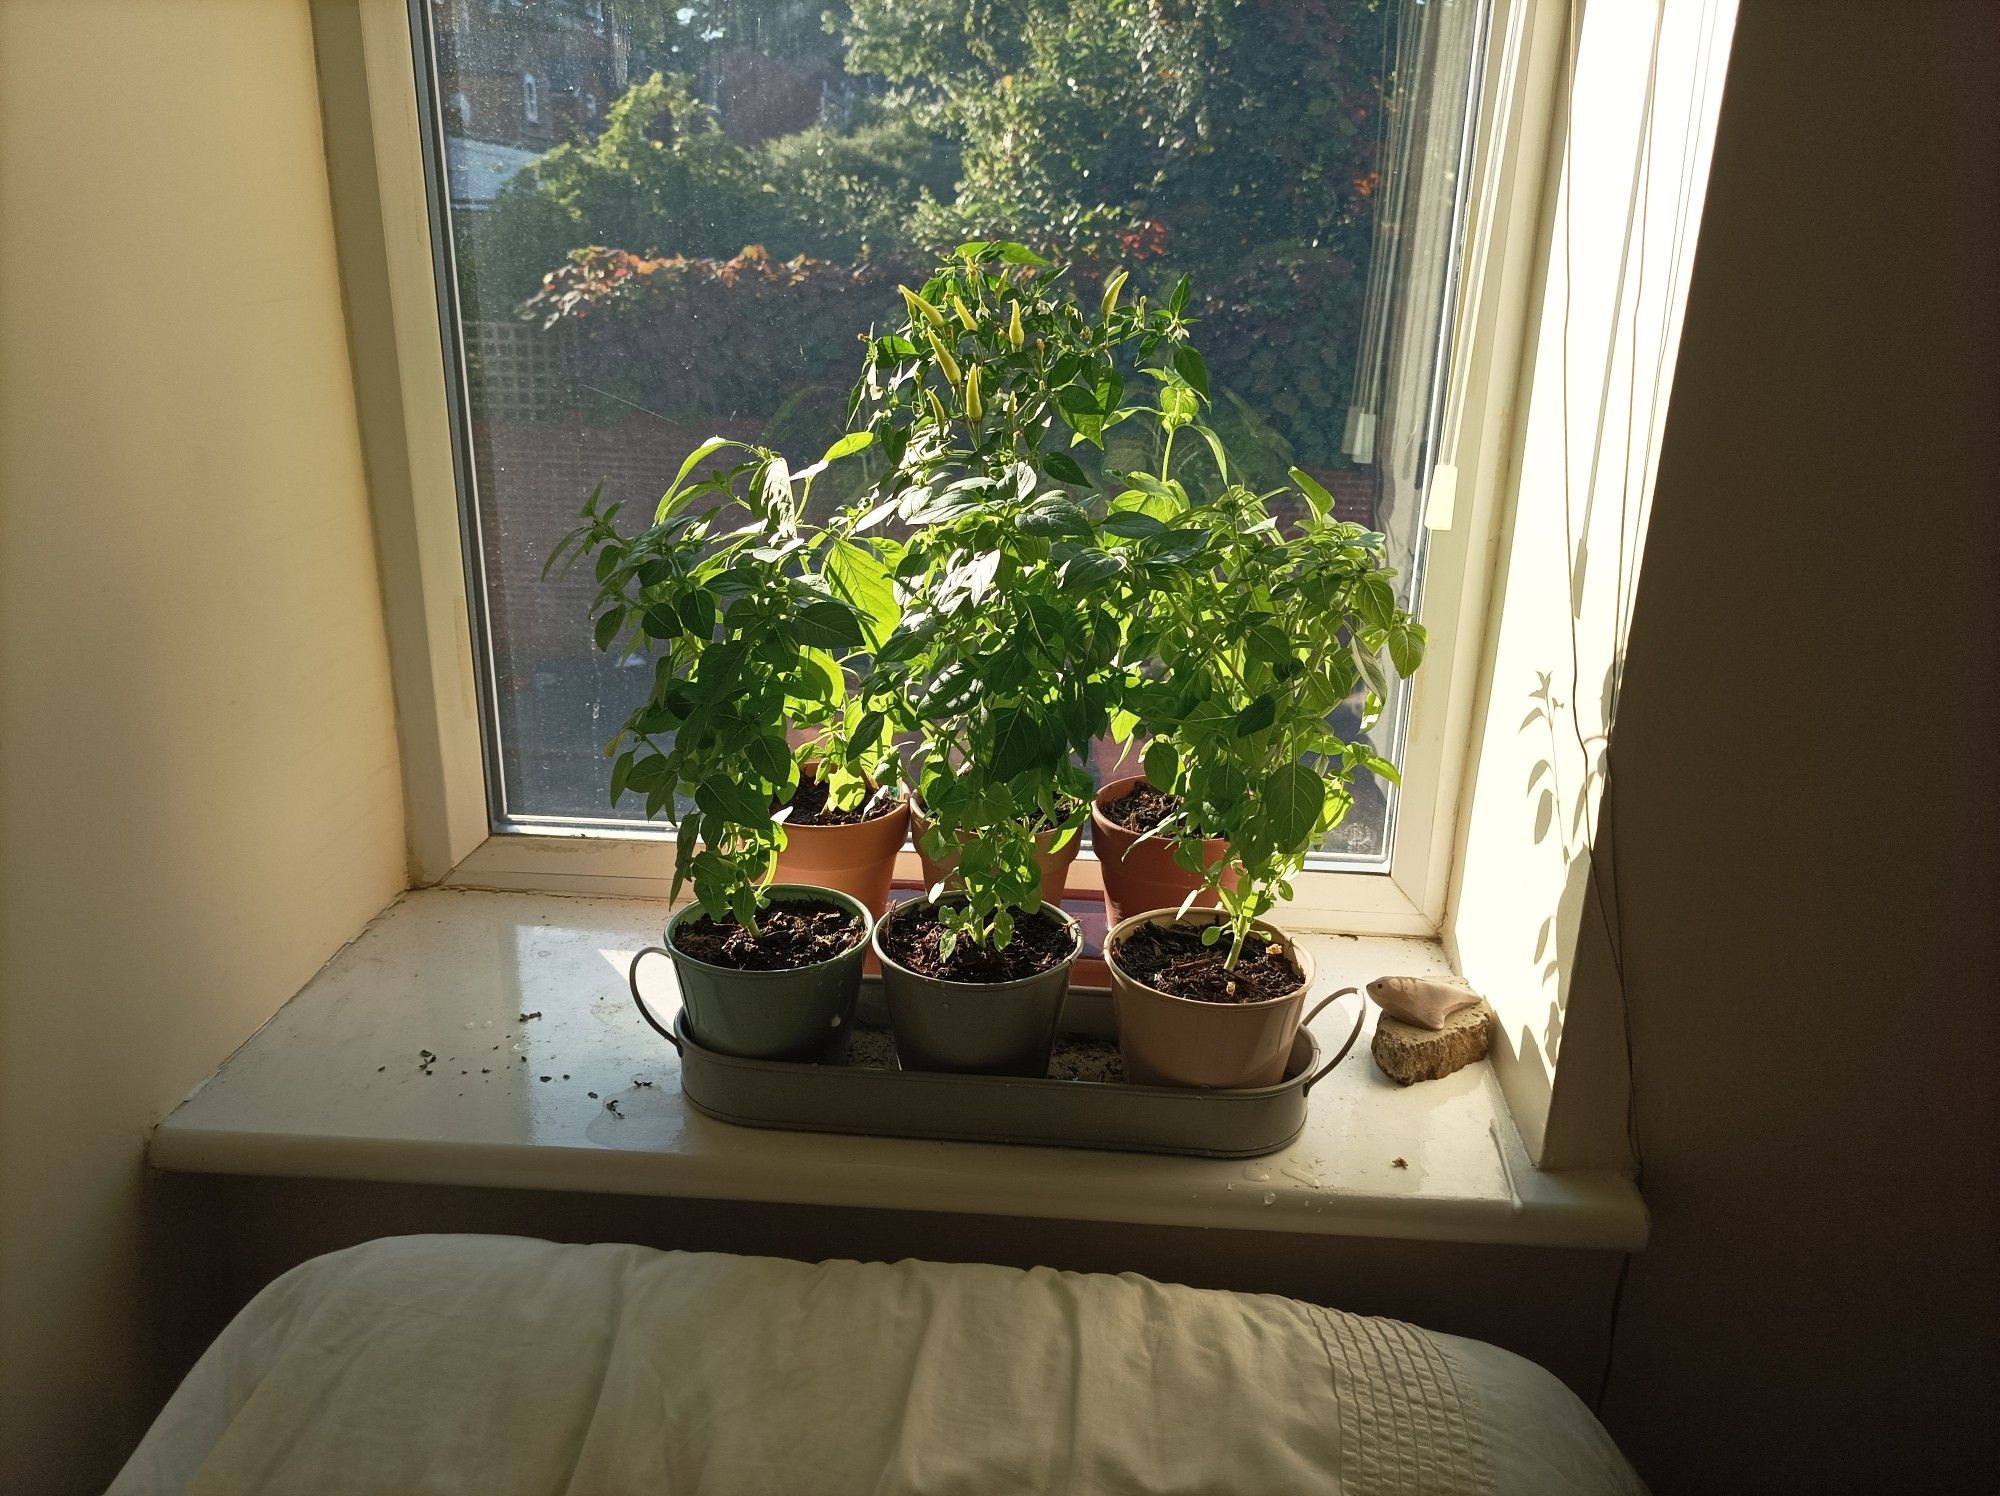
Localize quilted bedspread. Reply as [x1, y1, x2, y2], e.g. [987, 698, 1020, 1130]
[111, 1234, 1644, 1495]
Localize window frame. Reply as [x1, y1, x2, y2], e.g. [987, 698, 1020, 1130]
[320, 0, 1570, 940]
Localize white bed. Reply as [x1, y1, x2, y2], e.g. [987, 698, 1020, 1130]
[112, 1235, 1644, 1495]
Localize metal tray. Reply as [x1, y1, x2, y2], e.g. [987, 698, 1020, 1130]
[630, 974, 1365, 1159]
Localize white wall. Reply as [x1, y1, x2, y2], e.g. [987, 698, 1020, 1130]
[1446, 0, 1734, 1167]
[1598, 5, 1998, 1490]
[0, 3, 407, 1489]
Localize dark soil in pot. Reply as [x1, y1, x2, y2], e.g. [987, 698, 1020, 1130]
[779, 778, 900, 827]
[879, 902, 1075, 984]
[1098, 780, 1182, 834]
[1114, 921, 1304, 1004]
[673, 901, 865, 971]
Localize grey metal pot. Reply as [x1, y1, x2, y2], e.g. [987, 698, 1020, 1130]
[631, 884, 871, 1061]
[874, 901, 1082, 1077]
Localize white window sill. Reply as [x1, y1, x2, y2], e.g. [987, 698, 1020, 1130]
[150, 889, 1646, 1251]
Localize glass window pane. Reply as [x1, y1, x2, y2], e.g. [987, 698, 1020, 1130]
[421, 0, 1488, 865]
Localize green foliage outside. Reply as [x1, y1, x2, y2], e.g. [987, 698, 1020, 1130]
[466, 0, 1390, 468]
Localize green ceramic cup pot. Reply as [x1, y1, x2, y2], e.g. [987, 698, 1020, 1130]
[874, 900, 1082, 1077]
[633, 884, 871, 1061]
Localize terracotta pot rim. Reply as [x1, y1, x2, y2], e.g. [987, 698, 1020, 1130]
[910, 796, 1085, 828]
[910, 799, 1085, 852]
[1090, 775, 1228, 850]
[776, 796, 911, 836]
[1102, 907, 1311, 1010]
[776, 765, 909, 831]
[666, 883, 873, 979]
[872, 898, 1083, 993]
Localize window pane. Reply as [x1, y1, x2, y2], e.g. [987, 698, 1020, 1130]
[422, 0, 1487, 864]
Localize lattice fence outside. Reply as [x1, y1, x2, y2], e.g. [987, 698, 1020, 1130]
[463, 320, 579, 421]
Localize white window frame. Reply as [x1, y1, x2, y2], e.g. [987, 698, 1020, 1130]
[322, 0, 1572, 940]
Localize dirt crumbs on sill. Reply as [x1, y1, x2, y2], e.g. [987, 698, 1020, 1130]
[674, 901, 864, 971]
[879, 902, 1075, 984]
[846, 1029, 899, 1070]
[1099, 780, 1186, 835]
[1112, 921, 1303, 1004]
[780, 777, 902, 826]
[1049, 1037, 1124, 1084]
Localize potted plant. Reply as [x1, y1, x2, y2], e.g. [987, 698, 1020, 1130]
[770, 689, 911, 918]
[1090, 765, 1236, 927]
[549, 435, 883, 1059]
[770, 758, 909, 920]
[834, 242, 1177, 1073]
[1097, 373, 1429, 1087]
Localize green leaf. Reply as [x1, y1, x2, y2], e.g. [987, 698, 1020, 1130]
[795, 599, 865, 651]
[1103, 510, 1168, 540]
[1172, 346, 1210, 399]
[850, 709, 885, 756]
[675, 590, 716, 638]
[1055, 548, 1125, 593]
[1042, 450, 1088, 485]
[1267, 763, 1327, 851]
[626, 754, 669, 793]
[1289, 466, 1336, 522]
[593, 608, 624, 653]
[657, 436, 736, 521]
[1355, 573, 1397, 630]
[1143, 739, 1179, 794]
[1234, 695, 1277, 736]
[1017, 494, 1094, 539]
[819, 430, 875, 464]
[1387, 620, 1428, 676]
[746, 733, 793, 788]
[824, 538, 898, 648]
[963, 240, 1050, 266]
[989, 707, 1045, 782]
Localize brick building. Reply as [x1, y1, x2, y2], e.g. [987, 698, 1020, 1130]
[429, 0, 630, 210]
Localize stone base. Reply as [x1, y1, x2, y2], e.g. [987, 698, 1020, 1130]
[1371, 1000, 1495, 1085]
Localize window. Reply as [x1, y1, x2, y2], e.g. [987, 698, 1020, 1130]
[520, 72, 538, 125]
[451, 90, 471, 132]
[397, 0, 1529, 924]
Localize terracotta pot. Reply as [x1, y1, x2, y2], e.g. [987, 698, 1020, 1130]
[773, 770, 910, 919]
[1105, 908, 1314, 1089]
[651, 884, 872, 1061]
[910, 801, 1081, 907]
[874, 900, 1081, 1076]
[1090, 776, 1236, 928]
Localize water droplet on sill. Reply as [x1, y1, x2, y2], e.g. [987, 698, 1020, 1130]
[1262, 1192, 1276, 1206]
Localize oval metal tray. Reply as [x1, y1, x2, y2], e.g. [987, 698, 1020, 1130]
[631, 969, 1364, 1159]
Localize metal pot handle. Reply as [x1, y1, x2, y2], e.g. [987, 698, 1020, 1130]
[1300, 986, 1366, 1094]
[627, 946, 683, 1055]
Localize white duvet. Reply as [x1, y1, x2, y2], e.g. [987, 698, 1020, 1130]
[112, 1235, 1644, 1496]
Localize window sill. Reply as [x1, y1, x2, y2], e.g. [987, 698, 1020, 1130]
[150, 889, 1646, 1251]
